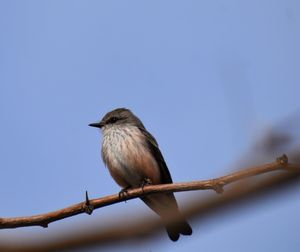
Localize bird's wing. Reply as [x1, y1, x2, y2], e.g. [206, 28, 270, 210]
[138, 127, 173, 184]
[138, 128, 193, 241]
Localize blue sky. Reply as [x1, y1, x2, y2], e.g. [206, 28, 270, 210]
[0, 1, 300, 251]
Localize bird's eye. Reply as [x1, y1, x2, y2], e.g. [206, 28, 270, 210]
[109, 117, 118, 123]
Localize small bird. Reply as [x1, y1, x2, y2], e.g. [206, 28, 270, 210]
[89, 108, 192, 241]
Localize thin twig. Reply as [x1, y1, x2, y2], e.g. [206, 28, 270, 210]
[0, 154, 295, 230]
[1, 163, 299, 252]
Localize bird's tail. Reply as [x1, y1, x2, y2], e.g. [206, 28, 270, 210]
[141, 194, 192, 241]
[165, 216, 192, 242]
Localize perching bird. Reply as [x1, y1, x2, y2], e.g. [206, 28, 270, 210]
[89, 108, 192, 241]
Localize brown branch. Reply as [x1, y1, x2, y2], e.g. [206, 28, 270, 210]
[1, 162, 300, 252]
[0, 154, 295, 230]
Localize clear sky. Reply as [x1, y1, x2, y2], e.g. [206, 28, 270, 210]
[0, 1, 300, 251]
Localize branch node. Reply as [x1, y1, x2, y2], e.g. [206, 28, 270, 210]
[212, 181, 225, 194]
[276, 154, 288, 166]
[83, 191, 94, 215]
[41, 222, 48, 228]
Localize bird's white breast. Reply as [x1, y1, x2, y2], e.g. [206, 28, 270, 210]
[101, 125, 161, 188]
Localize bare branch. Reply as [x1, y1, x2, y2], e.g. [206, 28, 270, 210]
[1, 162, 299, 252]
[0, 154, 296, 230]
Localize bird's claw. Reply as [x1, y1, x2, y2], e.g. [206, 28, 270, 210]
[140, 178, 152, 192]
[119, 186, 131, 201]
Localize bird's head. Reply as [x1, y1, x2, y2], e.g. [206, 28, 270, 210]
[89, 108, 145, 131]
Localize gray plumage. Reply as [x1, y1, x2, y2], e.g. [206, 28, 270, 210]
[89, 108, 192, 241]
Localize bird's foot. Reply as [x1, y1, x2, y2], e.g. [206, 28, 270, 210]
[118, 186, 131, 200]
[140, 178, 152, 192]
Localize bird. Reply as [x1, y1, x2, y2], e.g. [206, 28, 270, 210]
[89, 108, 192, 241]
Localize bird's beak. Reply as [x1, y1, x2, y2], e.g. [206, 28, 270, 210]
[88, 122, 104, 128]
